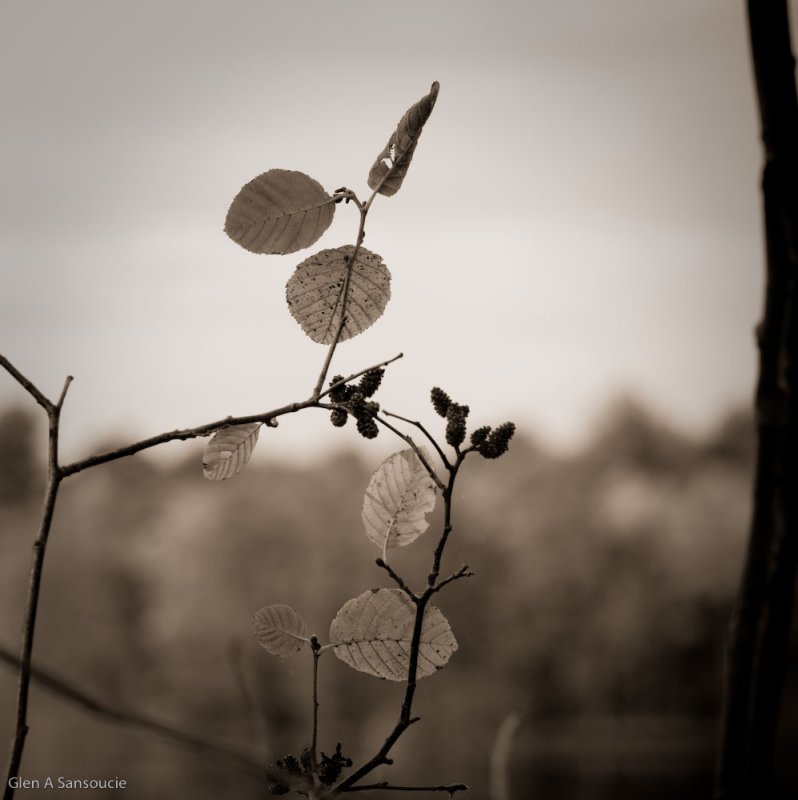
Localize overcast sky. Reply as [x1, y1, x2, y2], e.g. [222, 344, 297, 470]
[2, 1, 793, 465]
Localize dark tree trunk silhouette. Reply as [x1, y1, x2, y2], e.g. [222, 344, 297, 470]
[715, 2, 798, 798]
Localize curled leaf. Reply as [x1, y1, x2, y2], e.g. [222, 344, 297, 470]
[329, 589, 457, 681]
[368, 81, 440, 197]
[252, 604, 309, 656]
[225, 169, 335, 255]
[286, 245, 391, 344]
[362, 448, 437, 560]
[202, 423, 260, 481]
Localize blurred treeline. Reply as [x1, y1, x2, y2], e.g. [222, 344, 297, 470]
[1, 400, 796, 800]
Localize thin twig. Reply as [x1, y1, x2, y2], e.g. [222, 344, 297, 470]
[3, 359, 71, 800]
[0, 355, 55, 412]
[430, 566, 474, 595]
[310, 637, 321, 773]
[375, 416, 446, 491]
[0, 643, 264, 779]
[312, 201, 372, 398]
[318, 353, 404, 401]
[60, 402, 305, 478]
[376, 559, 418, 600]
[381, 410, 451, 470]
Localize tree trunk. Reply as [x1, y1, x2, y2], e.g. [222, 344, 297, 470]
[715, 2, 798, 798]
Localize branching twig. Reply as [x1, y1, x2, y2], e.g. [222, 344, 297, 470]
[430, 566, 474, 595]
[318, 353, 404, 401]
[382, 410, 451, 470]
[375, 558, 418, 600]
[0, 643, 264, 780]
[1, 359, 72, 800]
[375, 416, 446, 491]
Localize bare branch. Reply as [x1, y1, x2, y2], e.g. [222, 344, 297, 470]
[430, 565, 474, 595]
[59, 401, 305, 478]
[0, 355, 55, 413]
[381, 409, 451, 470]
[375, 416, 446, 491]
[317, 353, 404, 401]
[0, 643, 264, 779]
[375, 558, 418, 601]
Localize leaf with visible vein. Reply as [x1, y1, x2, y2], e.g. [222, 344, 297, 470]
[252, 604, 309, 656]
[368, 82, 440, 197]
[362, 449, 437, 561]
[329, 589, 457, 681]
[225, 169, 335, 255]
[202, 423, 261, 481]
[286, 245, 391, 344]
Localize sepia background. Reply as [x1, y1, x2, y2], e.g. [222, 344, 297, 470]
[2, 1, 797, 798]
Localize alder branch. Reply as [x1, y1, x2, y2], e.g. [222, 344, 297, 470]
[0, 355, 57, 412]
[60, 352, 403, 479]
[375, 558, 418, 600]
[0, 644, 264, 780]
[2, 359, 72, 800]
[430, 565, 474, 595]
[332, 452, 466, 794]
[375, 416, 446, 491]
[381, 409, 451, 470]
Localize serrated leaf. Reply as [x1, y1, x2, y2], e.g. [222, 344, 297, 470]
[224, 169, 335, 255]
[252, 604, 309, 656]
[368, 82, 440, 198]
[202, 423, 261, 481]
[329, 589, 457, 681]
[362, 449, 437, 560]
[286, 245, 391, 344]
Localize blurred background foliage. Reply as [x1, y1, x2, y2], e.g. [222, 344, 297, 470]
[1, 400, 796, 799]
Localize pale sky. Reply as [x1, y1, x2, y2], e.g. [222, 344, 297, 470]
[2, 1, 793, 464]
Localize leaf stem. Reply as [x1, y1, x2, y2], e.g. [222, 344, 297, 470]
[310, 636, 321, 772]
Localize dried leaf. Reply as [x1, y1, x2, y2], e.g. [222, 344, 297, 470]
[202, 423, 260, 481]
[286, 245, 391, 344]
[225, 169, 335, 255]
[368, 82, 440, 197]
[252, 604, 309, 656]
[362, 449, 437, 560]
[329, 589, 457, 681]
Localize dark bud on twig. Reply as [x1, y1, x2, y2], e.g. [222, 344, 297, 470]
[445, 403, 470, 448]
[328, 375, 353, 404]
[470, 425, 491, 447]
[430, 387, 452, 417]
[330, 408, 348, 428]
[478, 422, 516, 459]
[358, 367, 384, 398]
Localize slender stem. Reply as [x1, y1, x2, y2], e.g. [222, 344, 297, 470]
[312, 201, 372, 398]
[2, 370, 71, 800]
[375, 558, 418, 600]
[310, 637, 321, 772]
[0, 644, 263, 779]
[318, 353, 404, 401]
[0, 355, 55, 413]
[332, 454, 463, 794]
[375, 416, 445, 491]
[381, 410, 451, 470]
[430, 566, 473, 595]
